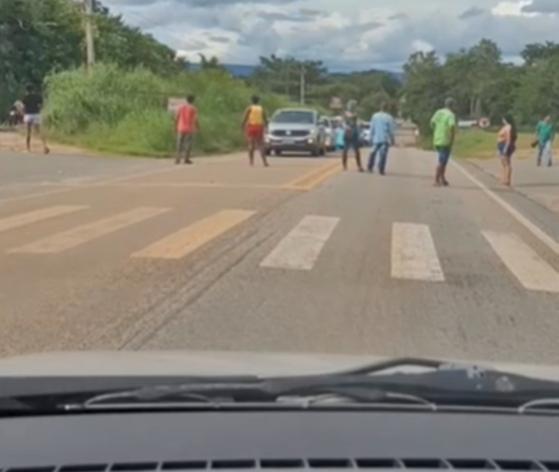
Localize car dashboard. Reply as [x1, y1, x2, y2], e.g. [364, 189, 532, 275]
[1, 410, 559, 471]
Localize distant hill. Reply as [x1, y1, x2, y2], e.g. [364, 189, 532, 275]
[187, 63, 257, 77]
[188, 63, 403, 81]
[330, 69, 405, 82]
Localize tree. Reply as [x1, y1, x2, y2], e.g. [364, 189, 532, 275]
[522, 41, 559, 66]
[0, 0, 83, 116]
[0, 0, 183, 118]
[513, 57, 559, 124]
[402, 51, 445, 136]
[198, 54, 225, 71]
[251, 55, 328, 102]
[467, 39, 502, 118]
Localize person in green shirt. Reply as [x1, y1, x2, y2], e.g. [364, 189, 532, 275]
[535, 114, 554, 167]
[430, 98, 457, 187]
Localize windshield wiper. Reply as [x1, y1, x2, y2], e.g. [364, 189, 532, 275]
[62, 382, 438, 412]
[6, 359, 559, 414]
[56, 359, 559, 413]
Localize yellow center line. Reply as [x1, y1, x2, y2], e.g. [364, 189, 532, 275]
[79, 182, 297, 191]
[284, 161, 342, 191]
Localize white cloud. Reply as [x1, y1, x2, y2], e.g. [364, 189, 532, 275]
[491, 0, 535, 17]
[411, 39, 435, 53]
[103, 0, 559, 70]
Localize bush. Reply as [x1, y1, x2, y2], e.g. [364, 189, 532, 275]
[44, 64, 290, 156]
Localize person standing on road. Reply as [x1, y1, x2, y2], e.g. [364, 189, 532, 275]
[367, 103, 396, 175]
[497, 114, 518, 187]
[342, 112, 364, 172]
[430, 98, 456, 186]
[335, 125, 345, 150]
[175, 94, 199, 165]
[242, 95, 269, 167]
[535, 114, 554, 167]
[22, 85, 49, 154]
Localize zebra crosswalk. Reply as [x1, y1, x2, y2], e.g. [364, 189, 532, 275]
[1, 204, 558, 294]
[132, 210, 255, 260]
[260, 215, 340, 270]
[9, 207, 170, 254]
[483, 231, 559, 293]
[391, 222, 445, 282]
[0, 205, 87, 234]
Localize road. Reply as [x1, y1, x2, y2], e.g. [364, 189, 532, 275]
[0, 146, 558, 364]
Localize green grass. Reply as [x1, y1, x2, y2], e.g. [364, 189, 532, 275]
[452, 128, 535, 160]
[44, 64, 290, 157]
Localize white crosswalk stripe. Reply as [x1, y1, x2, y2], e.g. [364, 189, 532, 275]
[483, 231, 559, 293]
[8, 207, 169, 254]
[2, 201, 557, 297]
[0, 205, 87, 234]
[260, 215, 340, 270]
[391, 222, 445, 282]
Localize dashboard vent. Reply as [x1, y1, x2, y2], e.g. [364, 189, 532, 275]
[60, 466, 108, 472]
[4, 459, 554, 472]
[162, 463, 208, 471]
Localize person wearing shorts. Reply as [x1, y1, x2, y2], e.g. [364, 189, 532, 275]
[22, 85, 49, 154]
[175, 95, 199, 165]
[242, 95, 269, 167]
[497, 114, 518, 187]
[430, 98, 456, 186]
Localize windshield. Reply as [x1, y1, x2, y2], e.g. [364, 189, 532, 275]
[2, 0, 559, 412]
[272, 111, 315, 124]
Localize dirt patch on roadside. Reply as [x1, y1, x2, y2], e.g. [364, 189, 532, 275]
[0, 129, 90, 155]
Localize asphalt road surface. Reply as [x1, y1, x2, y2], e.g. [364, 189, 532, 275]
[1, 147, 558, 364]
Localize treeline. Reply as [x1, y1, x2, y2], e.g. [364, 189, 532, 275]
[250, 54, 402, 118]
[0, 0, 184, 118]
[403, 39, 559, 135]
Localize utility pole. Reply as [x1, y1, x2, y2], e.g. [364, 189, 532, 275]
[84, 0, 95, 72]
[300, 65, 305, 105]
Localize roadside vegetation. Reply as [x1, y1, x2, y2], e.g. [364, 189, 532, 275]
[403, 39, 559, 137]
[1, 0, 288, 156]
[452, 129, 536, 160]
[3, 0, 559, 159]
[44, 64, 288, 156]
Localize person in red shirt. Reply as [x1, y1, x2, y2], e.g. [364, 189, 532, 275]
[175, 95, 200, 165]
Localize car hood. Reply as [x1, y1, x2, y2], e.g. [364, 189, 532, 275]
[1, 351, 559, 381]
[268, 123, 316, 132]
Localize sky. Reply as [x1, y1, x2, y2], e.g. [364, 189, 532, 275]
[103, 0, 559, 71]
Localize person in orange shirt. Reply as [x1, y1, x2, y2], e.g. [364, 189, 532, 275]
[242, 95, 269, 167]
[175, 95, 200, 165]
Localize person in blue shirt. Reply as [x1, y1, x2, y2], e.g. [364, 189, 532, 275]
[367, 103, 396, 175]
